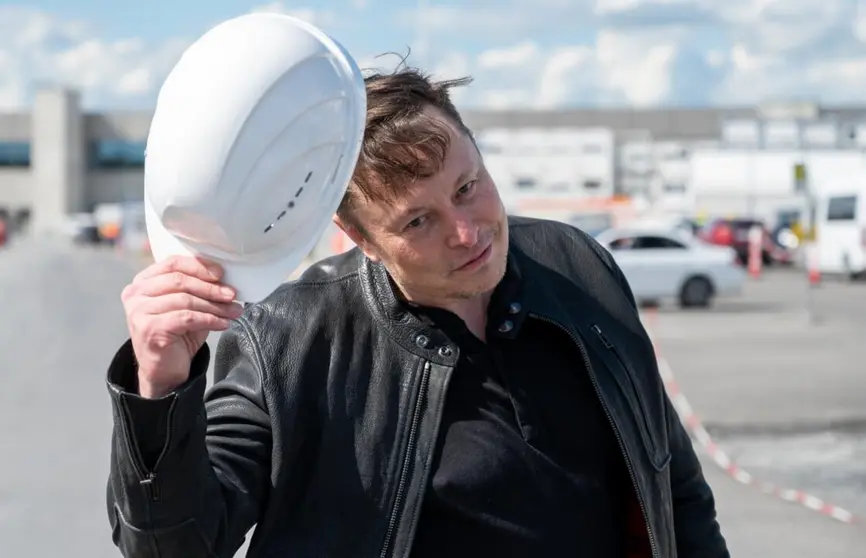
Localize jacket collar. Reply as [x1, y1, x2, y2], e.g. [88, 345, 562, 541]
[358, 239, 576, 364]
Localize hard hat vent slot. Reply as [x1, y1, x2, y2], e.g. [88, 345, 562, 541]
[263, 170, 312, 234]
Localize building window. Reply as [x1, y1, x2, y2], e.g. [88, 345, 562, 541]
[0, 142, 31, 167]
[90, 140, 146, 169]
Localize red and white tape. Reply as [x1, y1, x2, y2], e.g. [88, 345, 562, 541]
[644, 313, 859, 526]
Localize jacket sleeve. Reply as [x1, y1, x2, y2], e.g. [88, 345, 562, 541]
[664, 395, 730, 557]
[105, 317, 272, 558]
[603, 240, 730, 557]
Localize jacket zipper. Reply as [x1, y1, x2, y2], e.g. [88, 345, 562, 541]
[380, 361, 432, 558]
[590, 324, 657, 457]
[119, 396, 177, 502]
[531, 314, 660, 558]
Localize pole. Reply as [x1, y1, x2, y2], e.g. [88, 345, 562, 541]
[802, 150, 820, 325]
[806, 240, 821, 324]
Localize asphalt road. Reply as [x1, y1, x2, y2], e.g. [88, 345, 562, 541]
[648, 269, 866, 432]
[700, 451, 866, 558]
[646, 267, 866, 557]
[2, 240, 864, 557]
[0, 238, 138, 558]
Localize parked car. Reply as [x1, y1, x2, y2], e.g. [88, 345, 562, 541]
[698, 217, 793, 266]
[595, 225, 745, 308]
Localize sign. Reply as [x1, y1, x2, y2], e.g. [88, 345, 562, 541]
[794, 163, 808, 193]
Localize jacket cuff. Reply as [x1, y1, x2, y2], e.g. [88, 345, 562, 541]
[106, 339, 211, 471]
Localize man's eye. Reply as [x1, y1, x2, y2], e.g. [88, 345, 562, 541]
[458, 181, 476, 195]
[406, 216, 424, 230]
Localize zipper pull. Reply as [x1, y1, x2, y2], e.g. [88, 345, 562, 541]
[140, 472, 161, 502]
[591, 325, 613, 348]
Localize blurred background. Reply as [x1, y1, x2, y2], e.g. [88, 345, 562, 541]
[1, 1, 865, 557]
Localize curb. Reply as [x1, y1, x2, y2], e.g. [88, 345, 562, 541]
[643, 310, 859, 526]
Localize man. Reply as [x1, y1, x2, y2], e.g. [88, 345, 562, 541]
[106, 68, 729, 558]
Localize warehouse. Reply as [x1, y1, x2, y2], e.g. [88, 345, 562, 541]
[3, 87, 866, 235]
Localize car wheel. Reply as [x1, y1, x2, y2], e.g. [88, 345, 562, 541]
[679, 276, 713, 308]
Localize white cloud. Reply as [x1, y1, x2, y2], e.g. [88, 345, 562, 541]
[248, 2, 336, 26]
[3, 1, 866, 111]
[0, 4, 336, 110]
[460, 29, 676, 109]
[477, 42, 539, 70]
[445, 0, 866, 108]
[0, 6, 188, 109]
[536, 47, 595, 107]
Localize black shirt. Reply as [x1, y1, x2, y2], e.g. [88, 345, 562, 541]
[408, 274, 630, 557]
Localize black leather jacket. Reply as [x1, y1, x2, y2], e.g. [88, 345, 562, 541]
[105, 216, 729, 558]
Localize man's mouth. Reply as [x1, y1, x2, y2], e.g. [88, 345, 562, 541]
[457, 242, 492, 270]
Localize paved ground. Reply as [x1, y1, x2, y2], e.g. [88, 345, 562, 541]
[648, 269, 866, 432]
[0, 238, 138, 558]
[719, 429, 866, 518]
[645, 267, 866, 557]
[1, 239, 864, 557]
[701, 452, 866, 557]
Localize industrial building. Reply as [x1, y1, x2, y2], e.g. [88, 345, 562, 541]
[3, 87, 866, 236]
[0, 88, 151, 234]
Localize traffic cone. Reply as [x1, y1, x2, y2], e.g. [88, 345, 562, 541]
[806, 244, 821, 286]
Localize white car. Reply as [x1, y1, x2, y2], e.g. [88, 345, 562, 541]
[595, 226, 745, 308]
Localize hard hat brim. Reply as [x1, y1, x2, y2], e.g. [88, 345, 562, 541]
[144, 192, 323, 302]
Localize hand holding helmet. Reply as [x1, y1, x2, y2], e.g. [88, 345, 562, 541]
[122, 256, 242, 398]
[119, 12, 366, 397]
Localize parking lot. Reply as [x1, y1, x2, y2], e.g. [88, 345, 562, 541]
[649, 268, 866, 432]
[644, 267, 866, 557]
[1, 239, 865, 557]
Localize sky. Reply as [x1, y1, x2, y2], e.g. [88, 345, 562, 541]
[1, 0, 866, 111]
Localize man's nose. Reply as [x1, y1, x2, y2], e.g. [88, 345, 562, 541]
[448, 211, 479, 248]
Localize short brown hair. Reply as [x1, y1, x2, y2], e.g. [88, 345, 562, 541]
[336, 63, 474, 223]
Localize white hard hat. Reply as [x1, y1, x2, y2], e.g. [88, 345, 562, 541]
[143, 12, 366, 302]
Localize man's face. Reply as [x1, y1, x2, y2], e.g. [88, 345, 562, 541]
[338, 111, 509, 307]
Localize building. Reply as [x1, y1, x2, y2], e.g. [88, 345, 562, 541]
[682, 117, 866, 224]
[4, 88, 866, 233]
[0, 88, 151, 234]
[476, 127, 616, 197]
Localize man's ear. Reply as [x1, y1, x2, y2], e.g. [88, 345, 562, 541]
[333, 214, 380, 262]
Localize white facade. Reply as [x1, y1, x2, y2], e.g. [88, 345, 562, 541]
[7, 87, 866, 240]
[687, 148, 866, 222]
[649, 141, 694, 212]
[476, 127, 616, 201]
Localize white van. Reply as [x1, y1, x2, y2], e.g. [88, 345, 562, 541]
[815, 184, 866, 279]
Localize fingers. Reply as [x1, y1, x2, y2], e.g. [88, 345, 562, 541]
[134, 255, 223, 284]
[141, 292, 244, 320]
[134, 270, 237, 302]
[122, 255, 245, 337]
[148, 309, 236, 336]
